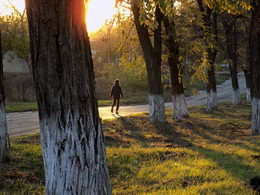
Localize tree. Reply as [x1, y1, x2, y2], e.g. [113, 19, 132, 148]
[131, 0, 166, 122]
[220, 13, 241, 105]
[0, 31, 10, 163]
[163, 14, 188, 120]
[249, 0, 260, 135]
[25, 0, 112, 193]
[197, 0, 218, 112]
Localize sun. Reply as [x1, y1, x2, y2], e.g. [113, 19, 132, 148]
[86, 0, 116, 33]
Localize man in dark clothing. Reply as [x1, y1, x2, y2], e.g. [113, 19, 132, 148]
[111, 79, 123, 114]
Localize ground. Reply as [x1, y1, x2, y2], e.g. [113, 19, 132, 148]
[0, 99, 259, 194]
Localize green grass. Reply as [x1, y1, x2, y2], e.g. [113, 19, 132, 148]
[5, 102, 38, 112]
[1, 98, 259, 194]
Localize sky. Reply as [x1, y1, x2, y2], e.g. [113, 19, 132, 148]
[0, 0, 116, 33]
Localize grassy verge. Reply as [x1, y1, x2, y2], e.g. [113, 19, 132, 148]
[4, 74, 230, 112]
[1, 98, 259, 194]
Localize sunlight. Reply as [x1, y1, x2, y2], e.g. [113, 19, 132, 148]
[0, 0, 25, 15]
[86, 0, 116, 33]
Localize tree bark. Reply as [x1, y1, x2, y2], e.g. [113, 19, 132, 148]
[249, 1, 260, 136]
[163, 17, 188, 120]
[221, 13, 240, 105]
[131, 1, 165, 122]
[25, 0, 112, 194]
[0, 31, 10, 163]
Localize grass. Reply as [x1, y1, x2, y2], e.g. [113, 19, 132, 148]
[1, 98, 259, 194]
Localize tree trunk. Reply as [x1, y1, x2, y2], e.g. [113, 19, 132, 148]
[0, 31, 10, 163]
[197, 0, 218, 112]
[131, 1, 165, 122]
[163, 17, 188, 120]
[221, 13, 240, 105]
[244, 69, 252, 102]
[249, 1, 260, 136]
[25, 0, 112, 194]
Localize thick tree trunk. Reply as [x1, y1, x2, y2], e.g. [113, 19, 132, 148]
[25, 0, 111, 194]
[131, 1, 165, 122]
[206, 68, 217, 112]
[221, 14, 240, 105]
[0, 31, 10, 163]
[163, 17, 188, 120]
[249, 1, 260, 136]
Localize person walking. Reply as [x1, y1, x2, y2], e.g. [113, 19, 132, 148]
[111, 79, 123, 114]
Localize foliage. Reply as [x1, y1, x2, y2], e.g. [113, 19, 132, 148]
[1, 99, 259, 194]
[0, 6, 29, 60]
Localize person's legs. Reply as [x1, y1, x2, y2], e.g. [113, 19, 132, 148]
[111, 98, 116, 113]
[116, 98, 120, 114]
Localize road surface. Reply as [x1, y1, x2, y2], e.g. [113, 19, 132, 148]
[7, 73, 247, 137]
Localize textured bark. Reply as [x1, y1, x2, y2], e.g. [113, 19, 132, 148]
[172, 94, 188, 120]
[221, 13, 240, 105]
[25, 0, 111, 194]
[0, 31, 10, 163]
[131, 1, 165, 122]
[197, 0, 218, 112]
[249, 1, 260, 135]
[163, 16, 188, 119]
[149, 95, 166, 122]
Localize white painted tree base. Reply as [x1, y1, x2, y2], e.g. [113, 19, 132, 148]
[149, 95, 166, 123]
[251, 98, 260, 135]
[206, 91, 217, 112]
[172, 94, 188, 120]
[0, 103, 10, 162]
[246, 88, 251, 102]
[40, 112, 111, 194]
[232, 89, 241, 105]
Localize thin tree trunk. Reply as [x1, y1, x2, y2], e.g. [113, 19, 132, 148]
[244, 69, 251, 102]
[25, 0, 112, 194]
[163, 17, 188, 120]
[197, 0, 218, 112]
[131, 1, 165, 122]
[221, 13, 240, 105]
[249, 1, 260, 136]
[0, 31, 10, 163]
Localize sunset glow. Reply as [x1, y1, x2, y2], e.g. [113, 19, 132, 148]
[0, 0, 116, 34]
[0, 0, 25, 15]
[86, 0, 116, 33]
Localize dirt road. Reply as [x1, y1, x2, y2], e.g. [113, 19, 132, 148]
[7, 73, 247, 137]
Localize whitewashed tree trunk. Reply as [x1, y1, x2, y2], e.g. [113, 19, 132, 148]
[246, 88, 251, 102]
[149, 95, 166, 122]
[251, 98, 260, 135]
[40, 111, 110, 194]
[0, 31, 10, 163]
[206, 90, 217, 112]
[172, 94, 188, 120]
[26, 0, 112, 193]
[232, 89, 241, 105]
[0, 103, 10, 163]
[249, 1, 260, 136]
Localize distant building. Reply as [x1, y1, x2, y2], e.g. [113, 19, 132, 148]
[3, 50, 30, 73]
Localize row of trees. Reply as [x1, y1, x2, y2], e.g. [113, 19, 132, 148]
[0, 0, 259, 194]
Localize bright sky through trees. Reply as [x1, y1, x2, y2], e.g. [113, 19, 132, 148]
[86, 0, 116, 33]
[0, 0, 116, 33]
[0, 0, 25, 15]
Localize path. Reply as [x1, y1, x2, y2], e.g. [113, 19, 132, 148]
[6, 73, 247, 137]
